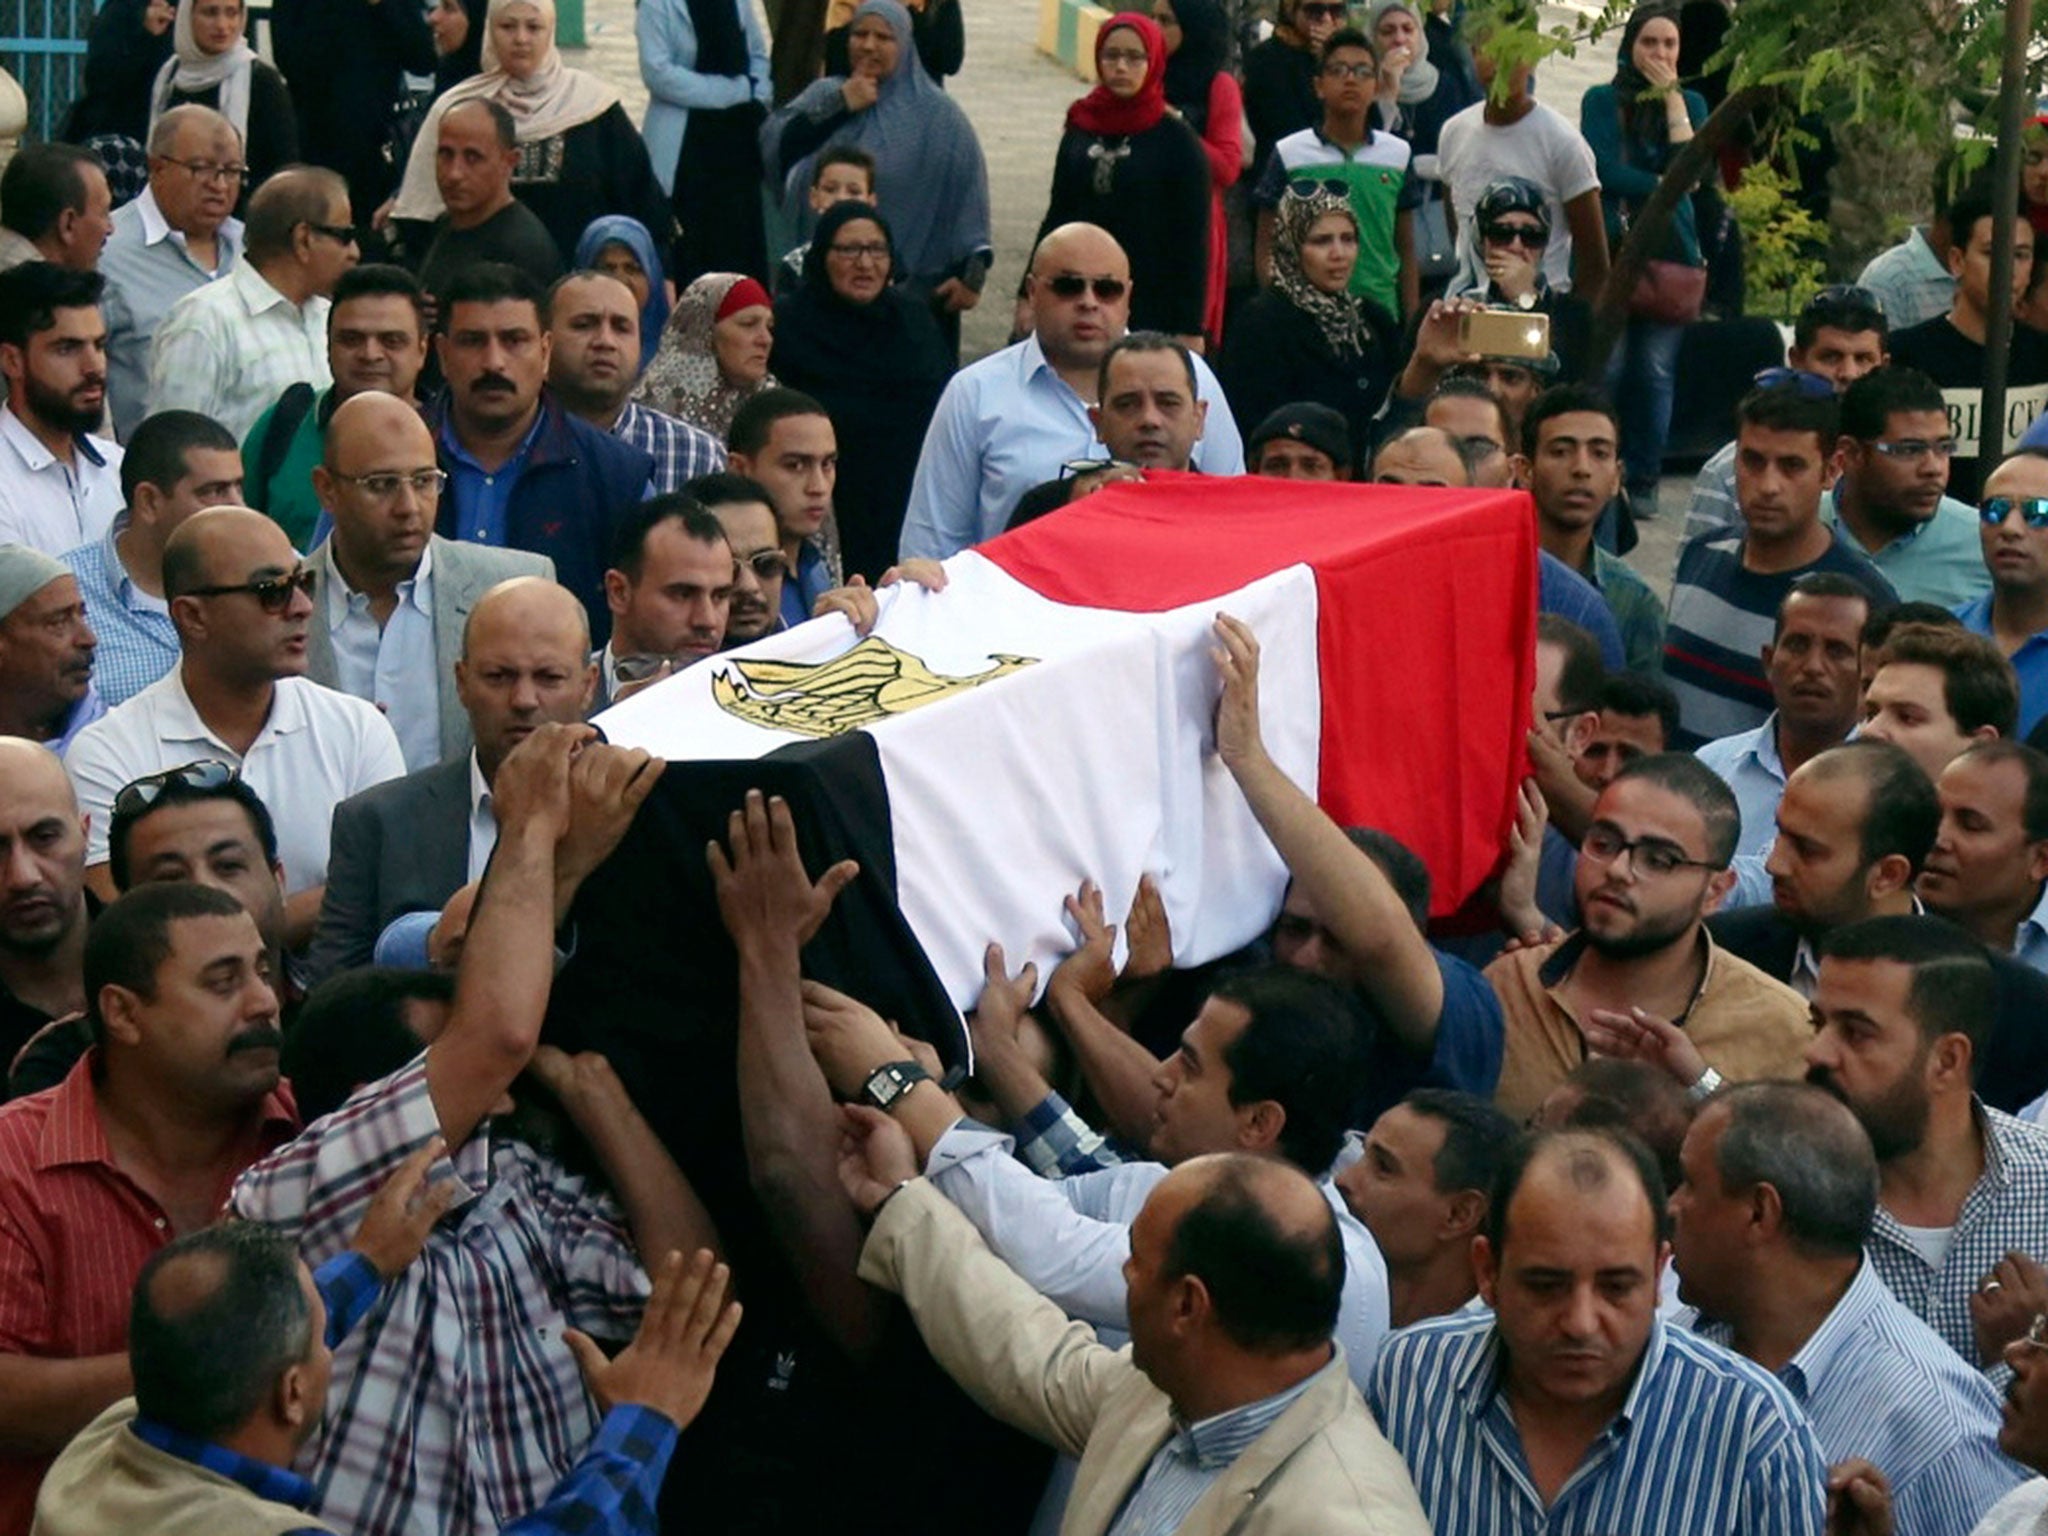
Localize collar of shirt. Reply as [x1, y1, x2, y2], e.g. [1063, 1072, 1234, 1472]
[162, 664, 306, 757]
[33, 1049, 296, 1173]
[468, 747, 490, 824]
[230, 259, 302, 320]
[322, 539, 437, 630]
[53, 685, 108, 755]
[1459, 1313, 1669, 1436]
[2016, 880, 2048, 957]
[1308, 123, 1378, 154]
[1538, 928, 1720, 1029]
[98, 512, 162, 614]
[1777, 1260, 1884, 1404]
[129, 1414, 316, 1511]
[1959, 592, 2048, 651]
[134, 184, 244, 272]
[1019, 331, 1093, 410]
[0, 402, 107, 474]
[438, 406, 547, 475]
[1824, 487, 1933, 555]
[1168, 1374, 1319, 1471]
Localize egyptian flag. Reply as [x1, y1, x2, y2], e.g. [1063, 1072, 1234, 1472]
[558, 474, 1534, 1111]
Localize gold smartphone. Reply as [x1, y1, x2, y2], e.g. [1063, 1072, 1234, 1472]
[1458, 308, 1552, 359]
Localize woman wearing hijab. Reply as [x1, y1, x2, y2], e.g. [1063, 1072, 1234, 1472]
[822, 0, 962, 83]
[1243, 0, 1339, 190]
[1366, 0, 1475, 158]
[430, 0, 488, 89]
[771, 202, 951, 582]
[762, 0, 991, 357]
[1036, 14, 1211, 342]
[638, 0, 771, 283]
[576, 216, 672, 372]
[65, 0, 175, 144]
[392, 0, 671, 263]
[636, 271, 777, 439]
[1217, 183, 1399, 463]
[1155, 0, 1240, 345]
[1581, 0, 1707, 514]
[148, 0, 297, 192]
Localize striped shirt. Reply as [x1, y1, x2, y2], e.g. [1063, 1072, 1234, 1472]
[62, 516, 179, 706]
[1868, 1103, 2048, 1372]
[1662, 531, 1898, 748]
[611, 400, 724, 495]
[1698, 1262, 2029, 1536]
[1368, 1312, 1827, 1536]
[1106, 1375, 1317, 1536]
[230, 1053, 651, 1536]
[0, 1053, 299, 1535]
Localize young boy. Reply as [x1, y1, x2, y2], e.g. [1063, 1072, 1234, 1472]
[1254, 27, 1420, 319]
[779, 146, 879, 293]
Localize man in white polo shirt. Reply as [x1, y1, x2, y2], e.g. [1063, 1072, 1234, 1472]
[0, 262, 123, 554]
[65, 506, 404, 952]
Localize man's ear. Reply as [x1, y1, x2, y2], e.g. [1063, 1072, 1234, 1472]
[1442, 1188, 1487, 1240]
[98, 983, 145, 1046]
[310, 463, 338, 514]
[276, 1360, 314, 1431]
[1865, 851, 1916, 902]
[1238, 1098, 1286, 1153]
[1700, 865, 1738, 916]
[602, 566, 631, 620]
[1563, 708, 1598, 757]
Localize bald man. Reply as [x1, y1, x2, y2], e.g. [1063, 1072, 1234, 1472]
[839, 1133, 1432, 1534]
[306, 391, 551, 771]
[899, 222, 1244, 560]
[308, 575, 596, 979]
[0, 738, 90, 1076]
[65, 508, 405, 951]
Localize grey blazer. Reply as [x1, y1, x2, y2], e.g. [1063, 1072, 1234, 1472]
[305, 756, 473, 983]
[303, 534, 554, 764]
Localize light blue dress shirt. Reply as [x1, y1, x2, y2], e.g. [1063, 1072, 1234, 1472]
[898, 333, 1245, 560]
[441, 413, 545, 548]
[324, 542, 443, 772]
[1105, 1376, 1317, 1536]
[1825, 488, 1990, 610]
[100, 186, 244, 440]
[2013, 881, 2048, 977]
[1698, 1262, 2028, 1536]
[62, 515, 180, 705]
[1695, 711, 1788, 858]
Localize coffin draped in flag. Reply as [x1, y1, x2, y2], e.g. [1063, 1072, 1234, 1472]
[562, 473, 1535, 1101]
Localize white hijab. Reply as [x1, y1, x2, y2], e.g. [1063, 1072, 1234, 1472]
[148, 0, 256, 139]
[391, 0, 621, 221]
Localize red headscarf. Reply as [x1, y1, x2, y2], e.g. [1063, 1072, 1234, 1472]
[1065, 14, 1169, 137]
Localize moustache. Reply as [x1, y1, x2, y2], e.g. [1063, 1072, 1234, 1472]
[1804, 1063, 1843, 1099]
[227, 1025, 284, 1056]
[470, 374, 516, 394]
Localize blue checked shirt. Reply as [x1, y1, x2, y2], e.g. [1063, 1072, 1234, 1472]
[1105, 1376, 1317, 1536]
[1015, 1090, 1135, 1178]
[1867, 1103, 2048, 1372]
[1368, 1312, 1827, 1535]
[62, 517, 179, 705]
[611, 400, 724, 494]
[1697, 1261, 2029, 1536]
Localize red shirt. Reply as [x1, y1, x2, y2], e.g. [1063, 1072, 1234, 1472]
[0, 1053, 297, 1535]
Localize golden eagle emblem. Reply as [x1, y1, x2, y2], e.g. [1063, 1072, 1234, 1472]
[711, 637, 1038, 738]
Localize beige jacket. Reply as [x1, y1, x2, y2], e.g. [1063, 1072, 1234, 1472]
[858, 1180, 1432, 1536]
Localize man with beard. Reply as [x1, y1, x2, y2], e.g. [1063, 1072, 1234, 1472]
[0, 546, 102, 752]
[0, 739, 93, 1077]
[0, 881, 300, 1532]
[0, 263, 122, 556]
[687, 472, 785, 646]
[428, 263, 653, 645]
[595, 496, 732, 705]
[1484, 753, 1811, 1122]
[1804, 914, 2048, 1372]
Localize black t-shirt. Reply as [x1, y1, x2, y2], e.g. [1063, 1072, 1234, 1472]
[417, 199, 566, 306]
[1887, 316, 2048, 502]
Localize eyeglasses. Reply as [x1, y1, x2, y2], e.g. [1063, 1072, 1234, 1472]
[112, 760, 238, 819]
[1805, 283, 1885, 318]
[1043, 273, 1128, 302]
[1481, 221, 1550, 250]
[614, 653, 687, 683]
[1320, 61, 1375, 79]
[1581, 823, 1724, 877]
[828, 241, 890, 262]
[737, 549, 786, 580]
[333, 468, 448, 501]
[302, 221, 358, 246]
[162, 158, 249, 186]
[1868, 437, 1957, 461]
[182, 567, 318, 612]
[1099, 47, 1149, 65]
[1061, 457, 1138, 478]
[1982, 496, 2048, 529]
[1752, 366, 1836, 399]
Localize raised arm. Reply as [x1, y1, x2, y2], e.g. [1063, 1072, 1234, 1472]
[708, 790, 884, 1359]
[1212, 614, 1444, 1052]
[1042, 890, 1172, 1147]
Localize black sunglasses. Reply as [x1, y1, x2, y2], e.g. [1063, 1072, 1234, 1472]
[1481, 221, 1550, 250]
[303, 220, 358, 246]
[1288, 176, 1352, 201]
[1043, 273, 1128, 302]
[738, 549, 787, 580]
[113, 760, 238, 819]
[1805, 282, 1885, 318]
[1983, 496, 2048, 530]
[183, 567, 317, 612]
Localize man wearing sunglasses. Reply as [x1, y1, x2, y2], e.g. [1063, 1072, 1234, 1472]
[65, 507, 405, 953]
[900, 222, 1242, 561]
[304, 391, 552, 772]
[145, 167, 358, 442]
[1962, 452, 2048, 741]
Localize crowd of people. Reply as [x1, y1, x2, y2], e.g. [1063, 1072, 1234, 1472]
[4, 0, 2048, 1533]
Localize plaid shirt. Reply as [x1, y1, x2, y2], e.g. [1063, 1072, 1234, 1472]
[612, 400, 724, 494]
[1015, 1090, 1136, 1178]
[231, 1055, 650, 1536]
[1868, 1103, 2048, 1373]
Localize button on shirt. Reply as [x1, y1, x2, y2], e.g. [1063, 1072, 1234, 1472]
[146, 259, 330, 441]
[899, 332, 1245, 559]
[1698, 1261, 2029, 1536]
[61, 516, 178, 705]
[1368, 1312, 1827, 1536]
[1957, 593, 2048, 740]
[1695, 711, 1789, 858]
[442, 411, 544, 547]
[325, 541, 443, 772]
[99, 185, 243, 440]
[64, 668, 406, 893]
[1107, 1376, 1317, 1536]
[0, 406, 125, 555]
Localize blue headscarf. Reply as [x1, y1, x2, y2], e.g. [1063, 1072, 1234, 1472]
[575, 215, 670, 372]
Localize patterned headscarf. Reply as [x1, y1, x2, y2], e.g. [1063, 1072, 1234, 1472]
[1273, 183, 1374, 359]
[633, 272, 777, 439]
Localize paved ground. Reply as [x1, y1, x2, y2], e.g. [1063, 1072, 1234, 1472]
[566, 0, 1692, 590]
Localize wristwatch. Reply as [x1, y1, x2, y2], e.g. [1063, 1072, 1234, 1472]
[861, 1060, 931, 1112]
[1686, 1066, 1725, 1104]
